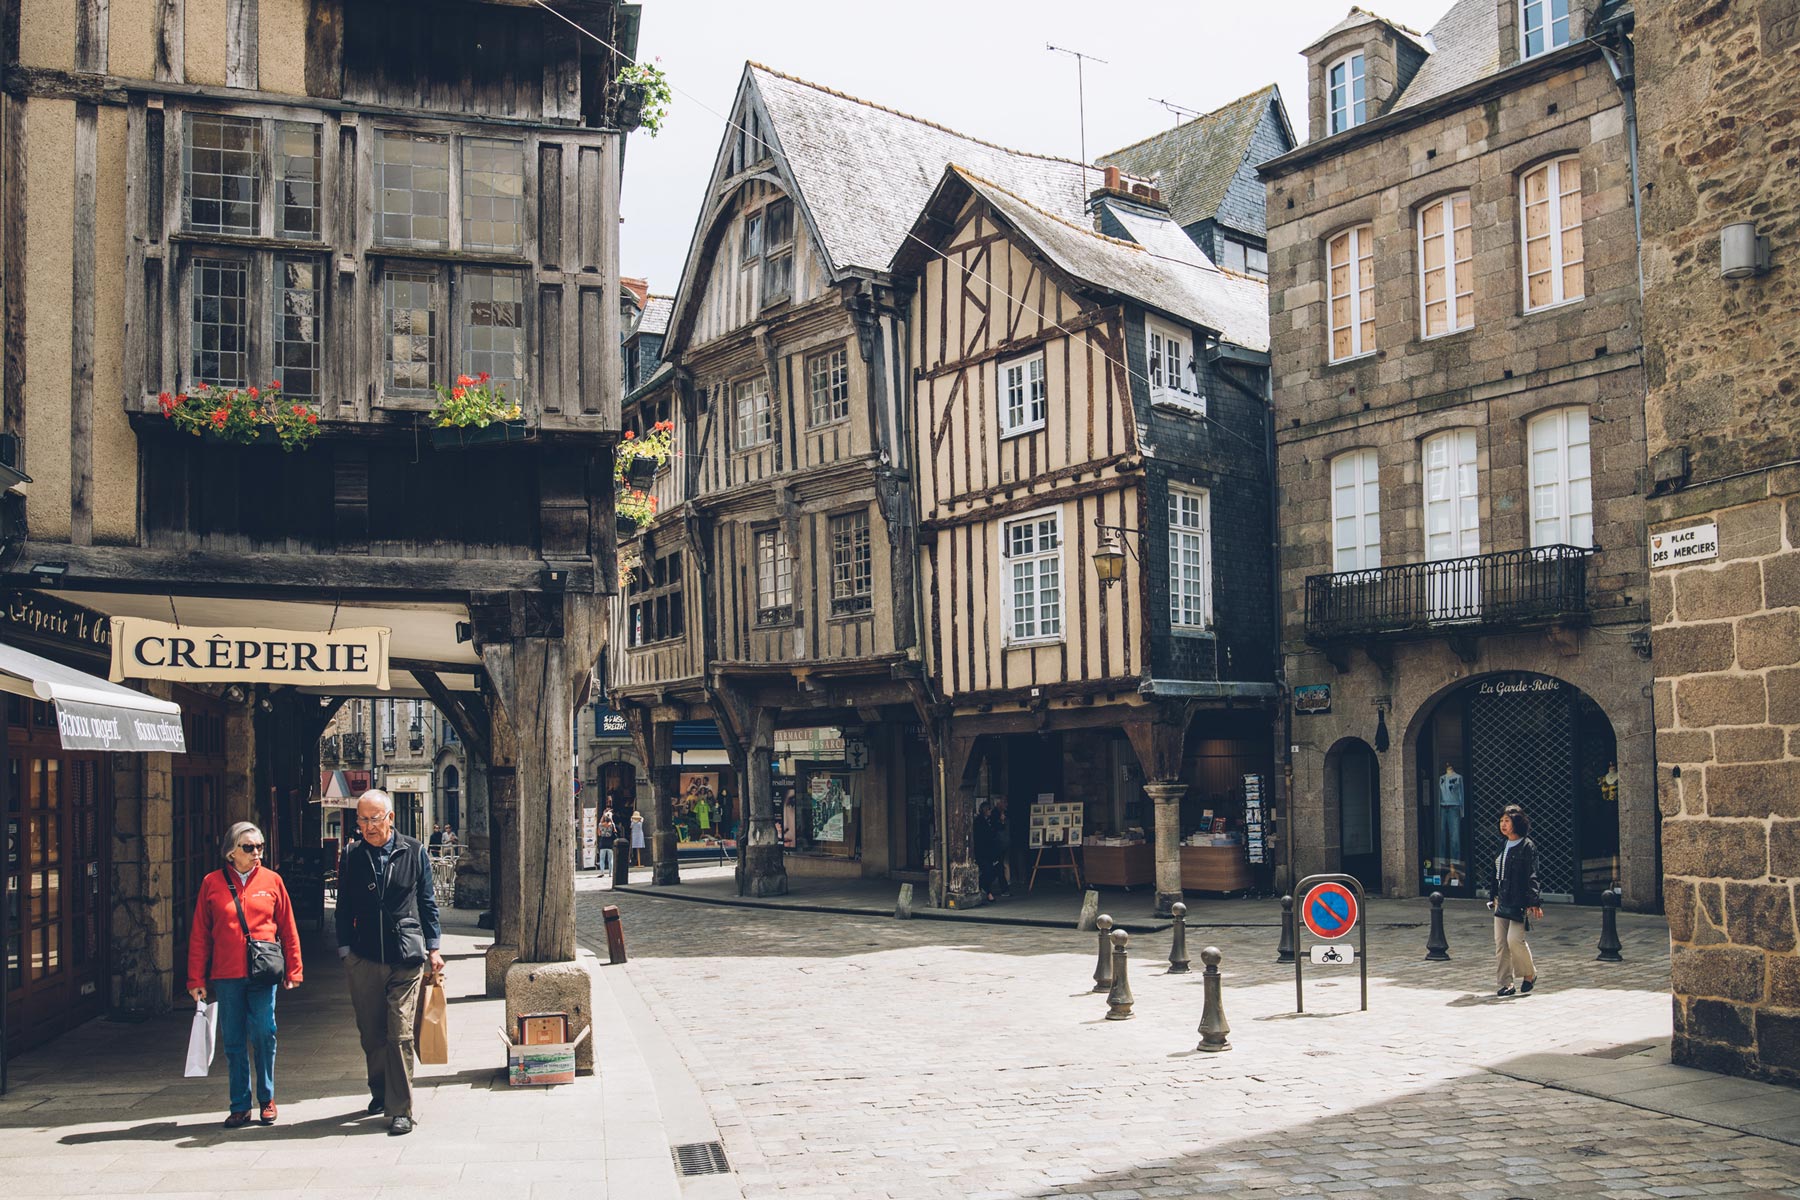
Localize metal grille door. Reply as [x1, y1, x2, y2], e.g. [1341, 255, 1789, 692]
[1467, 684, 1576, 898]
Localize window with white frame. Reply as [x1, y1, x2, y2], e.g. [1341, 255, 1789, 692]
[1147, 317, 1204, 414]
[755, 525, 795, 623]
[1330, 448, 1382, 572]
[999, 350, 1047, 437]
[1419, 193, 1474, 337]
[1327, 53, 1367, 134]
[1327, 225, 1375, 362]
[807, 346, 850, 426]
[1527, 407, 1592, 547]
[1522, 157, 1584, 311]
[1520, 0, 1571, 59]
[734, 376, 772, 450]
[829, 510, 872, 614]
[1002, 510, 1062, 644]
[1168, 487, 1213, 630]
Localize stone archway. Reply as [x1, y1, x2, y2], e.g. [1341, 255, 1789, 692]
[1324, 737, 1382, 892]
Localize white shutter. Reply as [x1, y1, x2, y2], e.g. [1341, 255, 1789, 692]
[1331, 449, 1381, 571]
[1529, 407, 1592, 547]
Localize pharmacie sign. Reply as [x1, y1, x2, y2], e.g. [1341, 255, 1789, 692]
[109, 617, 392, 690]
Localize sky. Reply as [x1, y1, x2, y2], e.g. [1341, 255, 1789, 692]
[618, 0, 1456, 293]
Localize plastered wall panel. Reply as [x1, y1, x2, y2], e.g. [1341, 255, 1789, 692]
[20, 0, 77, 71]
[185, 0, 229, 86]
[24, 99, 78, 541]
[94, 106, 137, 543]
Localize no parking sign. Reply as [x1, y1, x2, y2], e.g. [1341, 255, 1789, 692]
[1302, 881, 1359, 940]
[1292, 873, 1369, 1014]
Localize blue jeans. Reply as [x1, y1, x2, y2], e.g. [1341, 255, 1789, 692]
[211, 977, 278, 1112]
[597, 845, 613, 871]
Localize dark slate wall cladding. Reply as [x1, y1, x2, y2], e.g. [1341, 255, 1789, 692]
[1218, 102, 1291, 242]
[1122, 307, 1277, 685]
[1181, 218, 1226, 264]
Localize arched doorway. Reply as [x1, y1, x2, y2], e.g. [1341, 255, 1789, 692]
[1415, 672, 1619, 904]
[1330, 739, 1382, 891]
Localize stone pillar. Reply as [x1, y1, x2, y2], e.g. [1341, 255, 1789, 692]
[627, 710, 677, 886]
[1146, 781, 1187, 917]
[110, 744, 176, 1015]
[741, 707, 787, 897]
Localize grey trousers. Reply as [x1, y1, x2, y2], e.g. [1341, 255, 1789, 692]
[345, 951, 425, 1117]
[1494, 916, 1536, 988]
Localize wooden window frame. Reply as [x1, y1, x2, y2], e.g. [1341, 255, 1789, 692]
[180, 244, 333, 396]
[828, 508, 873, 616]
[1520, 157, 1585, 313]
[1520, 0, 1572, 59]
[1000, 507, 1064, 647]
[806, 345, 851, 427]
[998, 349, 1047, 439]
[754, 524, 795, 626]
[1527, 406, 1593, 548]
[733, 374, 772, 452]
[1327, 224, 1376, 363]
[1330, 447, 1382, 572]
[759, 197, 795, 309]
[1147, 315, 1206, 416]
[1327, 53, 1366, 135]
[1418, 193, 1475, 339]
[625, 547, 685, 649]
[1168, 486, 1213, 631]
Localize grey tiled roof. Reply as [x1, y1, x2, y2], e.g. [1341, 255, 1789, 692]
[750, 64, 1107, 275]
[1097, 86, 1280, 234]
[1392, 0, 1500, 112]
[1306, 6, 1430, 53]
[634, 295, 673, 338]
[947, 168, 1269, 353]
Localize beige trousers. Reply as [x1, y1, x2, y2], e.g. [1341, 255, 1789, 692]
[344, 951, 425, 1117]
[1494, 916, 1536, 989]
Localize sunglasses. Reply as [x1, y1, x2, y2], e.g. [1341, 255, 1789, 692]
[239, 843, 265, 854]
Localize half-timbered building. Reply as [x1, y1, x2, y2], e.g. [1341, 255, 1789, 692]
[893, 167, 1277, 914]
[0, 0, 634, 1069]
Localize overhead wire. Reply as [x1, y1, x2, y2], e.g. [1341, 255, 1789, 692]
[529, 0, 1273, 459]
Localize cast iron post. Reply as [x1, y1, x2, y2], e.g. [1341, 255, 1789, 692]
[1092, 913, 1115, 992]
[1426, 891, 1450, 961]
[1197, 946, 1230, 1052]
[1105, 928, 1134, 1020]
[1597, 887, 1624, 962]
[1277, 894, 1295, 963]
[1168, 901, 1191, 974]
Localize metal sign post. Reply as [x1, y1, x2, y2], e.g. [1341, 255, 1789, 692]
[1293, 872, 1369, 1013]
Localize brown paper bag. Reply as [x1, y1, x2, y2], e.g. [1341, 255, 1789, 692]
[415, 971, 449, 1065]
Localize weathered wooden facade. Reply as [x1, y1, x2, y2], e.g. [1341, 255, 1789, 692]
[893, 167, 1278, 913]
[0, 0, 634, 1066]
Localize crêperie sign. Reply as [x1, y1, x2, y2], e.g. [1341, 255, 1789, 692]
[109, 617, 392, 690]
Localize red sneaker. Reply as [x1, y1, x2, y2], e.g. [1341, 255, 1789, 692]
[259, 1102, 278, 1125]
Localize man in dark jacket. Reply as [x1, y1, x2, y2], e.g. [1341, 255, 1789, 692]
[973, 801, 999, 901]
[337, 790, 442, 1135]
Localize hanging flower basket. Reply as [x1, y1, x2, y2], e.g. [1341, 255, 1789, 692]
[616, 82, 648, 131]
[615, 61, 672, 136]
[625, 455, 657, 488]
[616, 487, 657, 534]
[428, 419, 534, 450]
[159, 381, 320, 451]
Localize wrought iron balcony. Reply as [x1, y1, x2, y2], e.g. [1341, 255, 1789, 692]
[320, 735, 340, 767]
[1305, 545, 1594, 643]
[341, 732, 368, 764]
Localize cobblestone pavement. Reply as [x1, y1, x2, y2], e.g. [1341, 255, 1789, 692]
[575, 882, 1800, 1200]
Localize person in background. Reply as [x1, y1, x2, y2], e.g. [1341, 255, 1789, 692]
[973, 800, 1000, 902]
[597, 808, 618, 873]
[428, 824, 445, 849]
[630, 808, 647, 865]
[1489, 804, 1544, 997]
[992, 796, 1013, 898]
[187, 821, 303, 1128]
[336, 790, 443, 1136]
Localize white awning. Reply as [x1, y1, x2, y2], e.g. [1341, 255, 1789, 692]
[0, 640, 186, 753]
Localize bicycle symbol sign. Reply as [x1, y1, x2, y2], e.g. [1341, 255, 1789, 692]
[1302, 881, 1359, 939]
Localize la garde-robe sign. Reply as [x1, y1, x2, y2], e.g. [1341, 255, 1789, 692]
[109, 617, 392, 690]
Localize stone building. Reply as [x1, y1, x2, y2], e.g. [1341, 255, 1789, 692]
[1636, 0, 1800, 1084]
[1261, 0, 1659, 908]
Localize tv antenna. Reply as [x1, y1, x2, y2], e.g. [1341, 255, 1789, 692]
[1047, 43, 1108, 178]
[1151, 97, 1203, 126]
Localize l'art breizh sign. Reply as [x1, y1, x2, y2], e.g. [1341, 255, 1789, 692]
[109, 617, 392, 690]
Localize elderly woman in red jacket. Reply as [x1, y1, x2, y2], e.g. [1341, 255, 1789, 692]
[187, 821, 304, 1128]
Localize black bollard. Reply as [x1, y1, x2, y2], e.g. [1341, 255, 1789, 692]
[1597, 887, 1624, 962]
[1105, 929, 1134, 1020]
[1277, 894, 1295, 963]
[1092, 914, 1115, 992]
[611, 838, 630, 889]
[1197, 946, 1231, 1052]
[1426, 891, 1451, 961]
[1168, 902, 1191, 974]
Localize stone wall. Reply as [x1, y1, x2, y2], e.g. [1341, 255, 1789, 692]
[1637, 0, 1800, 1085]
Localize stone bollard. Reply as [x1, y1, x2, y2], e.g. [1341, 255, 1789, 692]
[1277, 894, 1295, 963]
[1105, 929, 1134, 1020]
[1092, 914, 1115, 992]
[895, 882, 914, 920]
[1426, 891, 1451, 961]
[1168, 902, 1191, 974]
[1597, 887, 1624, 962]
[1077, 889, 1101, 932]
[1196, 946, 1231, 1052]
[611, 839, 630, 889]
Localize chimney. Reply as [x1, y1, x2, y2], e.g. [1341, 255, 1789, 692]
[1103, 165, 1121, 192]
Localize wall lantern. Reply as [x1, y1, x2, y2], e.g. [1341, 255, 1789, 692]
[1721, 222, 1772, 280]
[1091, 520, 1139, 589]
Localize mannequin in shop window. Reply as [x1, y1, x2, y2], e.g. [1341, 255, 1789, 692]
[1598, 762, 1619, 805]
[1439, 763, 1465, 881]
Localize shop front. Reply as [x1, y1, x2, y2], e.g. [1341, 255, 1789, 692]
[1414, 672, 1619, 904]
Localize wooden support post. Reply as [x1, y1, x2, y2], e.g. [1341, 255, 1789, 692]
[741, 705, 786, 897]
[935, 731, 981, 909]
[483, 701, 521, 998]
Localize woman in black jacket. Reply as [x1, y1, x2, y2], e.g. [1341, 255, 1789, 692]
[1489, 804, 1544, 996]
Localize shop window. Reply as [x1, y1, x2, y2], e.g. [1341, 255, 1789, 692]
[1528, 406, 1592, 547]
[829, 510, 872, 614]
[1330, 448, 1382, 571]
[1327, 225, 1375, 362]
[1002, 509, 1062, 644]
[627, 548, 685, 646]
[1419, 193, 1474, 337]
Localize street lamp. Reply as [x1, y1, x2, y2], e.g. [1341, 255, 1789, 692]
[1091, 519, 1139, 589]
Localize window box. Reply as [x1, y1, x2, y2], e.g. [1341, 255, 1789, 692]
[625, 455, 658, 488]
[427, 418, 534, 450]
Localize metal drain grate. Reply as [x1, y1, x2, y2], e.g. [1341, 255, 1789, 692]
[1581, 1041, 1659, 1060]
[672, 1141, 731, 1177]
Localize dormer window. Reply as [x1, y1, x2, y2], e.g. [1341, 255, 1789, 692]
[1327, 53, 1367, 134]
[1520, 0, 1571, 59]
[1147, 317, 1205, 416]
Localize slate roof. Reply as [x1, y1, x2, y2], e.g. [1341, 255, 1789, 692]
[935, 167, 1269, 353]
[633, 295, 673, 339]
[1304, 6, 1430, 54]
[1392, 0, 1499, 112]
[748, 64, 1110, 275]
[1097, 86, 1282, 235]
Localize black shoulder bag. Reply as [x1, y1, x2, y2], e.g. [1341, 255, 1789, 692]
[225, 871, 287, 985]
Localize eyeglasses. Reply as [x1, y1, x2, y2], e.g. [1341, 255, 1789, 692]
[239, 843, 265, 854]
[357, 815, 391, 826]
